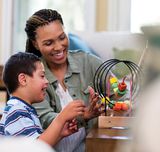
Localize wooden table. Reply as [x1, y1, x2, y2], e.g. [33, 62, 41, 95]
[85, 126, 132, 152]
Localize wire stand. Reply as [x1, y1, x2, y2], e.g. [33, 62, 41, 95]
[94, 59, 143, 117]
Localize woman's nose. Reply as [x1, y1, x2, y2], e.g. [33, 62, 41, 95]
[53, 40, 63, 50]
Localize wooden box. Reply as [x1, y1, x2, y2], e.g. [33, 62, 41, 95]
[98, 116, 135, 128]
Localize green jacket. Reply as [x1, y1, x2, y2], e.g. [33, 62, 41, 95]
[33, 50, 103, 130]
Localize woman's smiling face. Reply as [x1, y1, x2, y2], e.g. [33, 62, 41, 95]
[33, 20, 69, 67]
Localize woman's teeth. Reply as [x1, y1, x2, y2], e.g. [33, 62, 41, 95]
[53, 51, 63, 56]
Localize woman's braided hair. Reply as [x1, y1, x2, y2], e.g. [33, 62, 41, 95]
[25, 9, 63, 57]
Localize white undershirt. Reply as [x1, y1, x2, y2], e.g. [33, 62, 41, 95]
[55, 83, 73, 108]
[55, 83, 86, 152]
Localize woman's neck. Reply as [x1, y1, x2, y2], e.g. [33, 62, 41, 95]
[48, 62, 68, 90]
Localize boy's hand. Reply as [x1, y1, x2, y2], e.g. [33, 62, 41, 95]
[84, 86, 104, 121]
[61, 119, 78, 138]
[60, 100, 85, 122]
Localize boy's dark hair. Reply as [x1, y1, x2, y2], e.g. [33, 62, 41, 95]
[3, 52, 40, 94]
[25, 9, 63, 57]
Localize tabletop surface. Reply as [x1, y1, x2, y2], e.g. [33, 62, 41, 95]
[86, 124, 132, 152]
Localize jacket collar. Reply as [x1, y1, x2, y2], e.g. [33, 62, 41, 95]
[41, 51, 80, 84]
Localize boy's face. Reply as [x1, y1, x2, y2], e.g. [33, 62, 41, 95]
[26, 62, 48, 103]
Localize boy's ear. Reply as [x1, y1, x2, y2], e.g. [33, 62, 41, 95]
[32, 40, 39, 50]
[18, 73, 27, 86]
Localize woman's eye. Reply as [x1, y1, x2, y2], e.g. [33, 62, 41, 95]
[44, 41, 52, 46]
[59, 34, 66, 40]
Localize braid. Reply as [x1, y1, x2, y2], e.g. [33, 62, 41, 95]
[25, 9, 63, 57]
[25, 39, 42, 57]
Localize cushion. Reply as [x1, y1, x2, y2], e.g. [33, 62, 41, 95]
[68, 33, 98, 56]
[112, 47, 141, 78]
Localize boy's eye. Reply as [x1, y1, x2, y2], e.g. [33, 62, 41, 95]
[41, 74, 45, 78]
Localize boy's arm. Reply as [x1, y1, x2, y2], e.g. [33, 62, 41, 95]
[38, 113, 66, 146]
[38, 100, 85, 146]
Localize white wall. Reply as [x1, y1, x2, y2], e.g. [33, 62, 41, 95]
[0, 0, 13, 65]
[107, 0, 131, 31]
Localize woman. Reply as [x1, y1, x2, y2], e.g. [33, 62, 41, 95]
[25, 9, 103, 152]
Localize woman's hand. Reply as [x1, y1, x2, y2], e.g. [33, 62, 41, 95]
[83, 86, 104, 121]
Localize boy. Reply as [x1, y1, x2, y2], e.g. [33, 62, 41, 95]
[0, 52, 85, 146]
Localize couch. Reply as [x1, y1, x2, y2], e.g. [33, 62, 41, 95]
[69, 31, 146, 62]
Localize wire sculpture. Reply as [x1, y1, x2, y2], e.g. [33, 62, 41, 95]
[93, 59, 143, 116]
